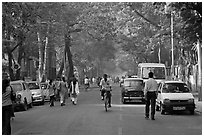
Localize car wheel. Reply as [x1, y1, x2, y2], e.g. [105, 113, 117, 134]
[41, 99, 45, 105]
[29, 102, 33, 108]
[160, 102, 165, 115]
[23, 99, 28, 111]
[156, 104, 160, 111]
[190, 110, 195, 115]
[122, 97, 126, 104]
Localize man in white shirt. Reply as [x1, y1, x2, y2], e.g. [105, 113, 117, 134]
[144, 72, 158, 120]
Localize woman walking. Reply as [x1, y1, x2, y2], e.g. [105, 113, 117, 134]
[70, 76, 80, 105]
[58, 77, 68, 106]
[48, 80, 55, 107]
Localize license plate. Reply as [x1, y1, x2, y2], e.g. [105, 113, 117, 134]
[173, 106, 186, 110]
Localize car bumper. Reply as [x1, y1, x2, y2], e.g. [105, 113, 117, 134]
[163, 103, 195, 111]
[32, 97, 44, 103]
[123, 96, 145, 102]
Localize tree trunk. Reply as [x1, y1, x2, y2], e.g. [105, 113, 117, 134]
[37, 32, 43, 82]
[57, 60, 64, 78]
[7, 47, 15, 80]
[16, 35, 24, 80]
[42, 24, 50, 81]
[64, 33, 74, 83]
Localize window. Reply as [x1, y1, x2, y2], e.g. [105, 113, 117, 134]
[142, 67, 165, 79]
[124, 80, 144, 90]
[163, 83, 190, 93]
[11, 83, 23, 93]
[28, 83, 40, 90]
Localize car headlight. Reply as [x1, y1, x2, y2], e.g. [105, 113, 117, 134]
[17, 94, 21, 99]
[188, 98, 194, 103]
[163, 99, 170, 103]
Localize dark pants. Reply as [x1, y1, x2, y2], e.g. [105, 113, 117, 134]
[50, 95, 55, 106]
[101, 89, 105, 98]
[2, 105, 12, 135]
[103, 90, 111, 105]
[145, 92, 157, 118]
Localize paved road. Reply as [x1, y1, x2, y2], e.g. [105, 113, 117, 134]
[11, 84, 202, 135]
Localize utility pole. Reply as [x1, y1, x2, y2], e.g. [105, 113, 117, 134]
[171, 11, 174, 79]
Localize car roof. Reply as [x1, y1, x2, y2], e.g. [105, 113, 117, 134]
[26, 81, 40, 83]
[10, 80, 25, 84]
[162, 80, 185, 84]
[124, 78, 143, 81]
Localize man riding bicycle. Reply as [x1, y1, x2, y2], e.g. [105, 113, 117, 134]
[100, 74, 112, 107]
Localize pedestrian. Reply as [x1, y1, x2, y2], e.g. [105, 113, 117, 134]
[2, 79, 16, 135]
[48, 79, 55, 107]
[84, 76, 89, 91]
[70, 75, 80, 105]
[58, 77, 68, 106]
[144, 72, 158, 120]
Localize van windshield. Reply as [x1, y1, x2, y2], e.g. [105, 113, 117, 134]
[142, 67, 165, 79]
[11, 83, 22, 92]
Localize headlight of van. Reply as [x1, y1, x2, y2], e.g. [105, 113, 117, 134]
[188, 98, 194, 103]
[17, 94, 21, 99]
[163, 99, 170, 103]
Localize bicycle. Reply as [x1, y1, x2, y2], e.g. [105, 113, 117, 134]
[104, 90, 111, 112]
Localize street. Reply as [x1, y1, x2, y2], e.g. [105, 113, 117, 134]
[11, 84, 202, 135]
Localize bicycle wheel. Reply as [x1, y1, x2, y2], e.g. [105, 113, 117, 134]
[104, 95, 108, 112]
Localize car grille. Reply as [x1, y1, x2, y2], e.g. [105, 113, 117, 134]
[126, 91, 144, 96]
[170, 100, 188, 103]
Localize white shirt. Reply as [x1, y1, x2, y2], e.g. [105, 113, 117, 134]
[144, 78, 158, 95]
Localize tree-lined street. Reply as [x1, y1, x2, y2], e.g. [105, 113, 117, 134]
[2, 2, 202, 135]
[12, 85, 202, 135]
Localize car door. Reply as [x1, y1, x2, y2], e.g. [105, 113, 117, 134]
[156, 82, 162, 106]
[23, 82, 31, 104]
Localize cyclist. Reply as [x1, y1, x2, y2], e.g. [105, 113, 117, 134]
[100, 74, 112, 107]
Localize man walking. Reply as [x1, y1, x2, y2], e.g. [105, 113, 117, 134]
[144, 72, 158, 120]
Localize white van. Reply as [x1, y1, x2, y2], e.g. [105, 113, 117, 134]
[156, 81, 195, 115]
[10, 80, 33, 111]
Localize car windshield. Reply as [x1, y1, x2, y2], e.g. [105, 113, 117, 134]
[10, 83, 22, 92]
[124, 80, 144, 90]
[142, 67, 165, 79]
[28, 83, 40, 90]
[162, 83, 190, 93]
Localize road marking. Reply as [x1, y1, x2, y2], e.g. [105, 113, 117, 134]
[91, 104, 145, 108]
[118, 127, 122, 135]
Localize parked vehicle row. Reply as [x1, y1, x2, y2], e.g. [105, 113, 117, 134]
[120, 77, 195, 115]
[10, 80, 50, 111]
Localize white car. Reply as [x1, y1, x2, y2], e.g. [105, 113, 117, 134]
[156, 81, 195, 115]
[10, 80, 33, 111]
[27, 81, 45, 105]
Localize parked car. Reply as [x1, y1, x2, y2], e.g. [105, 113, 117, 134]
[40, 82, 50, 101]
[121, 78, 145, 104]
[27, 81, 45, 105]
[156, 81, 195, 115]
[10, 80, 33, 111]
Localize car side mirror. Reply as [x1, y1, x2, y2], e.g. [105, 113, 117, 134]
[158, 91, 161, 93]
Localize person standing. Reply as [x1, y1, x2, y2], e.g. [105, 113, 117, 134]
[84, 76, 89, 91]
[2, 79, 16, 135]
[48, 80, 55, 107]
[58, 77, 68, 106]
[144, 72, 158, 120]
[70, 76, 80, 105]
